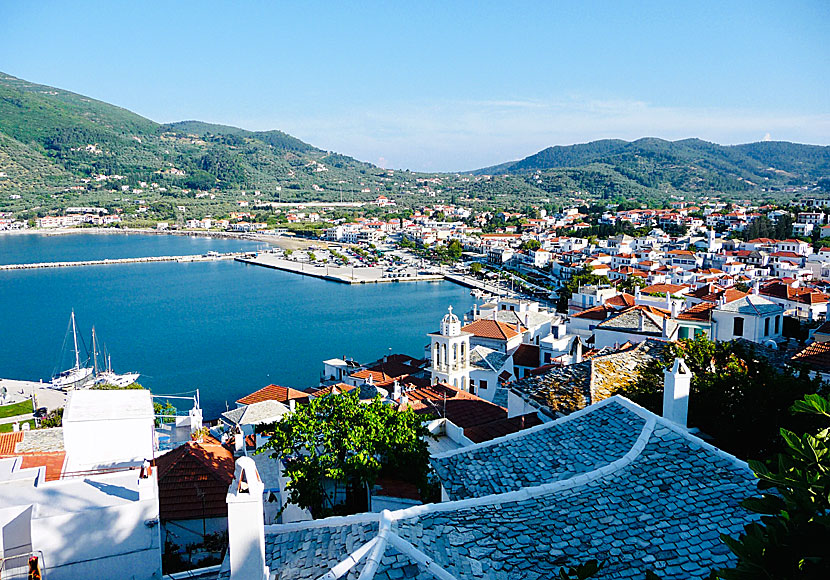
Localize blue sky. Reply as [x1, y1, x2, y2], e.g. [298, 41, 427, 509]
[1, 1, 828, 171]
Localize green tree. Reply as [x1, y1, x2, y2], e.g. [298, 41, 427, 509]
[520, 239, 541, 252]
[446, 239, 463, 262]
[714, 394, 830, 579]
[619, 335, 821, 460]
[257, 391, 433, 517]
[470, 262, 483, 276]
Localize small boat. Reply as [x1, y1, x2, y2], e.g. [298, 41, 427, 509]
[84, 326, 140, 388]
[51, 311, 93, 390]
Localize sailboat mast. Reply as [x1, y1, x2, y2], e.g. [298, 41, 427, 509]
[71, 310, 80, 370]
[92, 326, 98, 375]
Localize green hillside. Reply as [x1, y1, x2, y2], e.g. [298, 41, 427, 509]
[473, 137, 830, 199]
[0, 70, 828, 221]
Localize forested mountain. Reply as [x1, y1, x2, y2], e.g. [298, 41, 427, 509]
[0, 70, 828, 220]
[473, 137, 830, 195]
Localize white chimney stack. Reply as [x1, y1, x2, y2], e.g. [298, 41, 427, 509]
[227, 457, 269, 580]
[663, 358, 692, 428]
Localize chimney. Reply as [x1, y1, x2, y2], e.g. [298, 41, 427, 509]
[189, 407, 203, 434]
[638, 311, 645, 332]
[393, 380, 401, 400]
[234, 426, 245, 454]
[663, 358, 692, 427]
[289, 399, 296, 413]
[752, 280, 759, 295]
[573, 338, 583, 364]
[226, 457, 269, 580]
[662, 315, 669, 339]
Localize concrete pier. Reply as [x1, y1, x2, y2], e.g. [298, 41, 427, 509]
[236, 254, 445, 284]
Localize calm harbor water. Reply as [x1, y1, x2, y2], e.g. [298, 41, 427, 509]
[0, 233, 475, 418]
[0, 232, 264, 265]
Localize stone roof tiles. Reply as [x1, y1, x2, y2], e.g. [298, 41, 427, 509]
[260, 396, 761, 580]
[510, 340, 666, 417]
[431, 401, 646, 500]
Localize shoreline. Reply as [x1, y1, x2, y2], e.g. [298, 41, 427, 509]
[0, 226, 323, 251]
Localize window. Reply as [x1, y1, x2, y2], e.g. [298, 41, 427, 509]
[544, 352, 551, 363]
[764, 317, 770, 336]
[480, 379, 488, 390]
[775, 315, 781, 334]
[733, 317, 744, 337]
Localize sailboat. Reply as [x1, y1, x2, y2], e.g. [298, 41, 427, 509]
[83, 326, 141, 388]
[51, 311, 94, 390]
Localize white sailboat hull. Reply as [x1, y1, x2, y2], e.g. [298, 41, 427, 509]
[51, 366, 94, 390]
[86, 371, 140, 388]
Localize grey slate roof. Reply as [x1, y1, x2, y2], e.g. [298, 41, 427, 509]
[220, 400, 289, 426]
[717, 294, 782, 315]
[259, 396, 761, 580]
[15, 427, 64, 452]
[431, 401, 647, 500]
[469, 345, 509, 372]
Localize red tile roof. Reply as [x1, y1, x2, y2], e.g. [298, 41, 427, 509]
[20, 452, 65, 481]
[461, 319, 523, 340]
[791, 342, 830, 371]
[308, 383, 356, 397]
[512, 344, 540, 368]
[605, 293, 636, 308]
[402, 383, 507, 429]
[463, 413, 543, 443]
[640, 283, 689, 295]
[237, 384, 309, 406]
[677, 303, 715, 321]
[0, 431, 24, 455]
[155, 442, 235, 521]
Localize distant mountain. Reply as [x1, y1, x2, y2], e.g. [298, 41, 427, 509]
[1, 70, 828, 217]
[472, 137, 830, 195]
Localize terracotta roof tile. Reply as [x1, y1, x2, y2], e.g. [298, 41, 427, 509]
[0, 431, 24, 455]
[155, 441, 235, 521]
[461, 319, 523, 340]
[19, 452, 65, 481]
[237, 384, 310, 406]
[791, 342, 830, 371]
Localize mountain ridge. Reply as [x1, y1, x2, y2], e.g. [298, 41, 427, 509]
[1, 70, 828, 217]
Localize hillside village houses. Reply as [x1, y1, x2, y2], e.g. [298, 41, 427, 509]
[8, 197, 830, 577]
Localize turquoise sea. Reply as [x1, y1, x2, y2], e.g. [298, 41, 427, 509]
[0, 233, 475, 418]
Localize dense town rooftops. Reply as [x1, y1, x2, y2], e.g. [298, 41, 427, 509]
[257, 396, 760, 579]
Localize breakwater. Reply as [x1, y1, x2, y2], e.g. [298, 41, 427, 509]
[0, 252, 248, 270]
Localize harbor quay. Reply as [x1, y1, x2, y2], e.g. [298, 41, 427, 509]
[235, 253, 445, 284]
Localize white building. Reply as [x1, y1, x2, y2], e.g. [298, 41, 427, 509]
[710, 295, 784, 345]
[0, 390, 162, 580]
